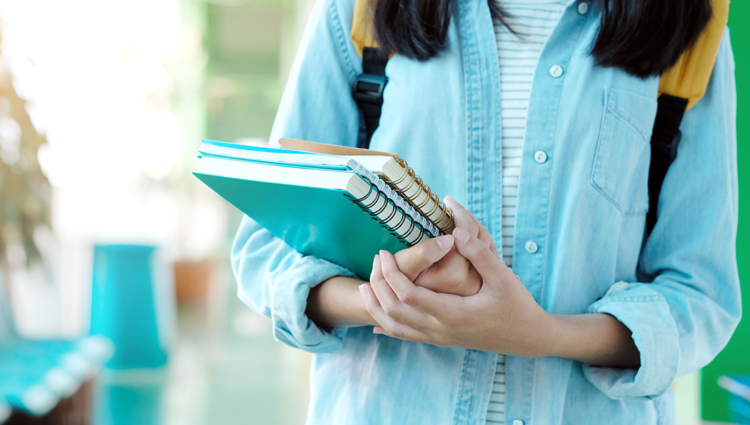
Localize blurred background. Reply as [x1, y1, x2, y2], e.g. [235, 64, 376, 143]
[0, 0, 747, 424]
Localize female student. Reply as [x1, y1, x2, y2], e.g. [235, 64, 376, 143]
[231, 0, 740, 422]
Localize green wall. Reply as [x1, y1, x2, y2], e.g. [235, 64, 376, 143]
[701, 3, 750, 421]
[204, 1, 287, 143]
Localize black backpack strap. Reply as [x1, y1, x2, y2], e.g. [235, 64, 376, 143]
[646, 94, 689, 236]
[353, 47, 389, 149]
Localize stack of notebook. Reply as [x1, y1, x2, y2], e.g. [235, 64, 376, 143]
[194, 138, 453, 279]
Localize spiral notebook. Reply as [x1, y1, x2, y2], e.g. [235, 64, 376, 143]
[194, 139, 453, 278]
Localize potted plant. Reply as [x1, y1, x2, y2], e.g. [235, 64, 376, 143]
[0, 49, 51, 335]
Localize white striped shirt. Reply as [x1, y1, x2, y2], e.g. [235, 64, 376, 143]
[488, 2, 566, 424]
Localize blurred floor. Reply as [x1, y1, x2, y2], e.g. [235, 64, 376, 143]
[95, 292, 310, 425]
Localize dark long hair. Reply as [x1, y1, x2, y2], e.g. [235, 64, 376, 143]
[370, 0, 713, 78]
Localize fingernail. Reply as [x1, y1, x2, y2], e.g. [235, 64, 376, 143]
[444, 195, 454, 205]
[435, 235, 453, 250]
[453, 227, 471, 244]
[359, 284, 367, 298]
[373, 328, 384, 335]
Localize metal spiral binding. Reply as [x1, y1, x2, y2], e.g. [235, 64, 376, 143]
[391, 158, 454, 234]
[344, 176, 427, 246]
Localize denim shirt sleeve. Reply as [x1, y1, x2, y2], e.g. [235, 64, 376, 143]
[232, 216, 356, 352]
[230, 0, 361, 353]
[583, 28, 741, 399]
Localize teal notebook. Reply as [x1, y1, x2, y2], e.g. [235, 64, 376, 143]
[194, 152, 434, 279]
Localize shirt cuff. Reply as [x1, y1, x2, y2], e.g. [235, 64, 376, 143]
[582, 282, 680, 399]
[267, 255, 356, 353]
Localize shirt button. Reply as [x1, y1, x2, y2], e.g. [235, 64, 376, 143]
[549, 65, 563, 78]
[525, 241, 538, 254]
[534, 151, 547, 163]
[513, 421, 524, 425]
[577, 1, 589, 15]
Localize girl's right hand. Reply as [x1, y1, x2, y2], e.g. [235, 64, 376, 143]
[393, 196, 493, 297]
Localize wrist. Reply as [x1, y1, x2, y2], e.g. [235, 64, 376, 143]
[489, 307, 559, 358]
[542, 314, 598, 361]
[543, 313, 640, 368]
[523, 309, 562, 358]
[306, 276, 376, 328]
[540, 313, 574, 359]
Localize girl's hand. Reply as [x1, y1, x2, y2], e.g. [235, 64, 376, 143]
[411, 246, 481, 296]
[360, 200, 556, 357]
[360, 199, 640, 368]
[392, 196, 494, 296]
[360, 199, 640, 367]
[305, 197, 487, 328]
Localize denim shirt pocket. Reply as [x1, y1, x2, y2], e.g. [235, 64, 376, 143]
[591, 88, 658, 214]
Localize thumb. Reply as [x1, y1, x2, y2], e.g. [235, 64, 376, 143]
[452, 227, 501, 279]
[394, 235, 454, 281]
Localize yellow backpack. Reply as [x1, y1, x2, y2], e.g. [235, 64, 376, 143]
[349, 0, 730, 234]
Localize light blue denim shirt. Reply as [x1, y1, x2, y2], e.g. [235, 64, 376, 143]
[231, 0, 740, 422]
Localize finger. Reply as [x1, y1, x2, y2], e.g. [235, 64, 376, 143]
[415, 248, 483, 296]
[359, 284, 430, 342]
[480, 225, 500, 257]
[380, 250, 456, 318]
[452, 227, 505, 280]
[444, 195, 479, 238]
[470, 219, 499, 257]
[371, 254, 437, 328]
[370, 255, 401, 309]
[445, 195, 499, 256]
[394, 234, 454, 281]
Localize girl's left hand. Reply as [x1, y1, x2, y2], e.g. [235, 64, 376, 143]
[359, 204, 557, 357]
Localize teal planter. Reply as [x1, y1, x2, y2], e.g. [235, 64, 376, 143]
[90, 245, 168, 369]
